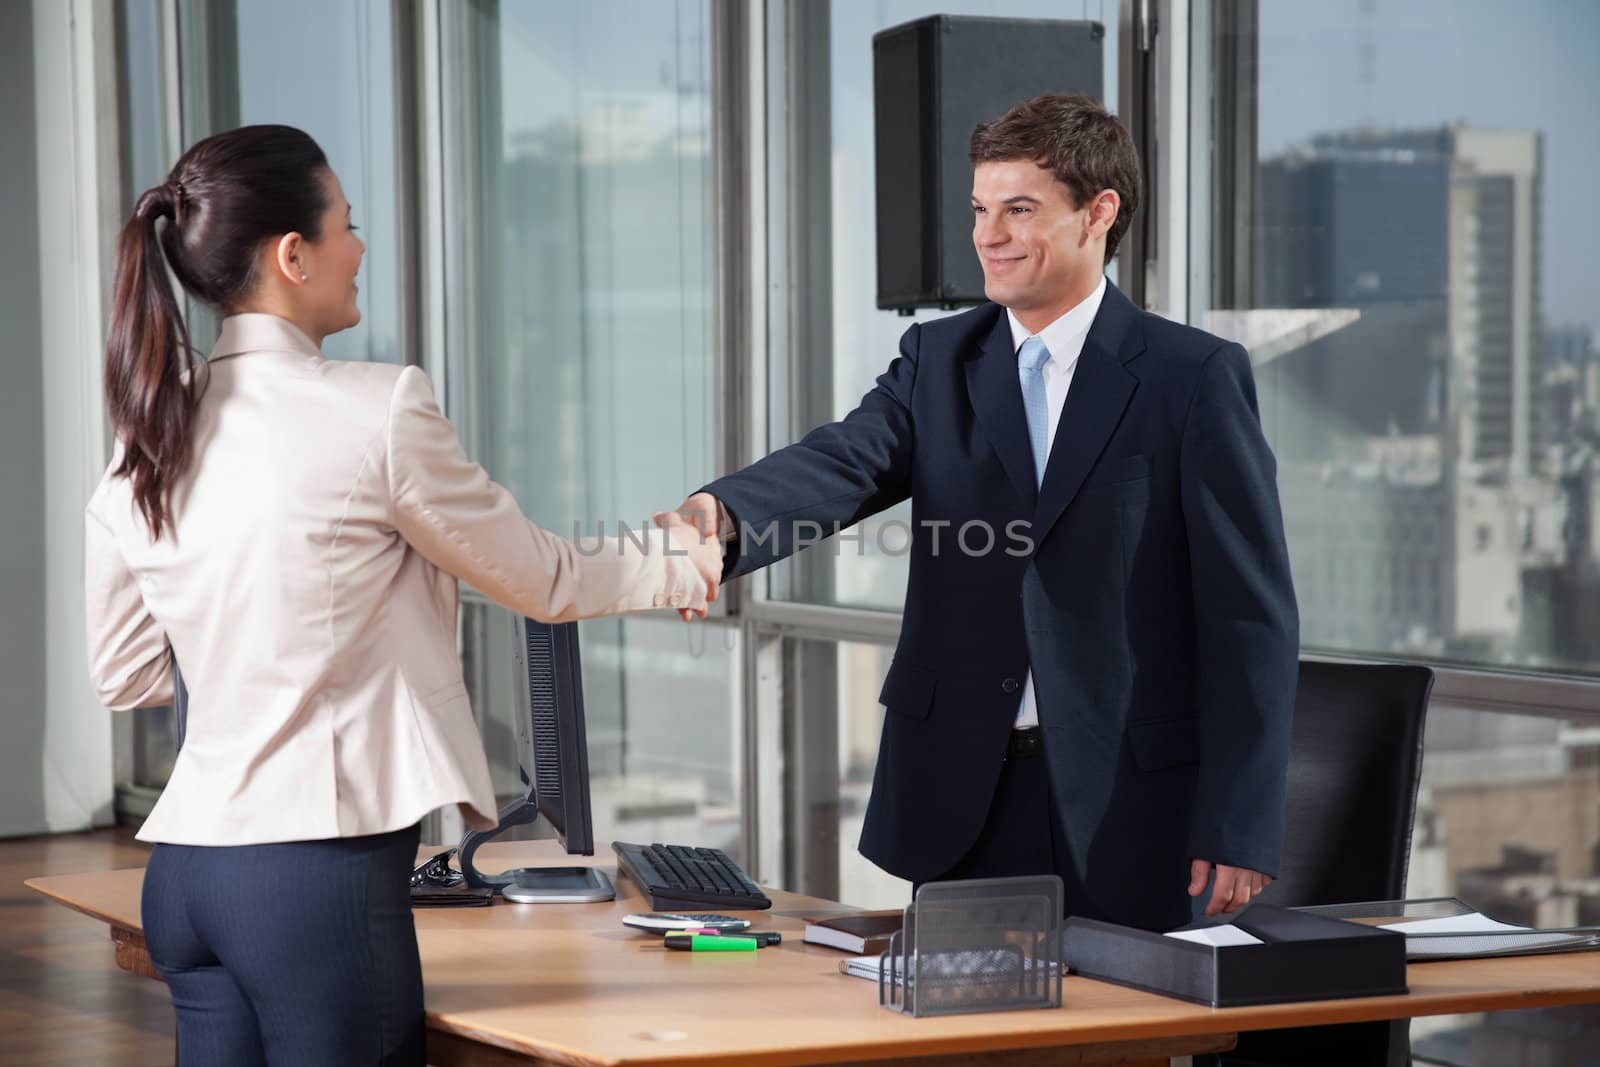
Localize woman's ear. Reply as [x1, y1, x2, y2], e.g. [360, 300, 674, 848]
[274, 232, 307, 283]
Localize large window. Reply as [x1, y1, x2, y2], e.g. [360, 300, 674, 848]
[1405, 703, 1600, 1055]
[440, 0, 739, 854]
[833, 640, 910, 908]
[1411, 707, 1600, 923]
[116, 0, 180, 797]
[1190, 0, 1600, 680]
[178, 0, 405, 365]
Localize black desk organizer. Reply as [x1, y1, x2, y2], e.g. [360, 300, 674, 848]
[1065, 903, 1407, 1008]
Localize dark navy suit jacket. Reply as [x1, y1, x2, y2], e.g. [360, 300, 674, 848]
[704, 281, 1299, 930]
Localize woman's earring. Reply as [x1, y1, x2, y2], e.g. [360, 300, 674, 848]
[299, 271, 308, 281]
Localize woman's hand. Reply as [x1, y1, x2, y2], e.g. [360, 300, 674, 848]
[653, 510, 721, 619]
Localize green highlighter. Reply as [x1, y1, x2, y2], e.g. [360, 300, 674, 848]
[663, 932, 757, 952]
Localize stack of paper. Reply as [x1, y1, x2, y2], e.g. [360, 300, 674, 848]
[1161, 911, 1600, 960]
[1378, 912, 1599, 959]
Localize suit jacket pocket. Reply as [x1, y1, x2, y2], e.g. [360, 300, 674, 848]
[1127, 717, 1199, 772]
[877, 660, 936, 721]
[1087, 453, 1150, 489]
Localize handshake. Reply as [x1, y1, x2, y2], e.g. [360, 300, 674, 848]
[651, 491, 729, 622]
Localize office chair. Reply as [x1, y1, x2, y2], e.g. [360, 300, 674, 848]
[1222, 659, 1435, 1067]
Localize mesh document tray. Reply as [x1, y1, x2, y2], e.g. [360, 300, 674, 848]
[878, 875, 1063, 1018]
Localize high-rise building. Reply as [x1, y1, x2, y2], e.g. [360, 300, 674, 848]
[1451, 129, 1544, 479]
[1257, 125, 1548, 661]
[1258, 126, 1543, 481]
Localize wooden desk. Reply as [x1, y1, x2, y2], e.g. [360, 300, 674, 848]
[27, 843, 1600, 1067]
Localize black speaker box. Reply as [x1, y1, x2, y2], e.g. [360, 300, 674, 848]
[873, 15, 1104, 312]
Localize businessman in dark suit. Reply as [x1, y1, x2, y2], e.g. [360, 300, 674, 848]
[668, 94, 1298, 931]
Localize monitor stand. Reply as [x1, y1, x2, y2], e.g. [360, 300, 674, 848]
[456, 796, 616, 904]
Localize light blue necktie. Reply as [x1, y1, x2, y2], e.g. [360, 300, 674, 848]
[1017, 336, 1051, 488]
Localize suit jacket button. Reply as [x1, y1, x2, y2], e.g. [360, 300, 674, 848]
[1001, 678, 1019, 693]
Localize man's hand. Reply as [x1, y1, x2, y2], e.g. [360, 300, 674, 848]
[1188, 859, 1272, 917]
[674, 491, 724, 543]
[653, 504, 722, 620]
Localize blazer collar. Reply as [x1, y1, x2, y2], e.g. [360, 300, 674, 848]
[208, 314, 324, 363]
[967, 311, 1040, 504]
[1067, 277, 1145, 369]
[964, 280, 1146, 508]
[1028, 279, 1145, 545]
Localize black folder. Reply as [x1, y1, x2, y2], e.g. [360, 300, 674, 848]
[1065, 903, 1407, 1008]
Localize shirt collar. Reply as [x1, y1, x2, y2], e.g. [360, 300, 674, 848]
[208, 314, 324, 363]
[1005, 274, 1109, 368]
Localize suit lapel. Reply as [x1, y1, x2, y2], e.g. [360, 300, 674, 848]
[1030, 284, 1144, 547]
[964, 312, 1038, 505]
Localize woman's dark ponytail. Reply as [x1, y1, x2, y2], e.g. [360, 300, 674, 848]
[104, 182, 199, 539]
[102, 125, 330, 539]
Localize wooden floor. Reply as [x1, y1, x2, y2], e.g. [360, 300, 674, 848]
[2, 828, 175, 1066]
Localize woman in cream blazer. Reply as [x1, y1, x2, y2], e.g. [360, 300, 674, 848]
[84, 125, 717, 1067]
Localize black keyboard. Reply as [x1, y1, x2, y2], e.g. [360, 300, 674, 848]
[611, 841, 772, 911]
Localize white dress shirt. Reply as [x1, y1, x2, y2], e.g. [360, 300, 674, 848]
[1005, 275, 1108, 729]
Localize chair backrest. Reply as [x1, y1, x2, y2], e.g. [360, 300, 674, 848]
[1259, 660, 1434, 908]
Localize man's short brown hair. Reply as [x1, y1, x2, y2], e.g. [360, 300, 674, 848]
[969, 94, 1142, 265]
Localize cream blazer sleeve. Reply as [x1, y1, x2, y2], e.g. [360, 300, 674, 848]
[84, 505, 175, 710]
[385, 365, 708, 621]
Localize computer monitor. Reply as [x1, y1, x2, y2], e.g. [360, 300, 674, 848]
[457, 618, 613, 902]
